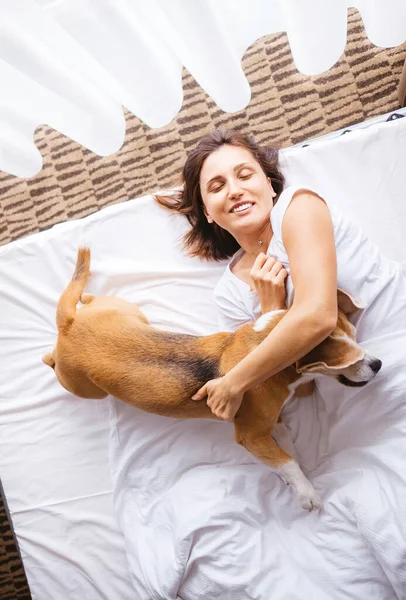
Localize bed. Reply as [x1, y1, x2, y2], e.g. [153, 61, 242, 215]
[1, 110, 405, 600]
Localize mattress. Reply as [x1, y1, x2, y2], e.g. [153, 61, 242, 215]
[0, 112, 405, 599]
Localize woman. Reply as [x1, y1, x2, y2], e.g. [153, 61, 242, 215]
[156, 129, 405, 422]
[155, 128, 406, 595]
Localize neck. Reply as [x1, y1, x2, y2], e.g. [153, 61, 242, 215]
[236, 222, 273, 259]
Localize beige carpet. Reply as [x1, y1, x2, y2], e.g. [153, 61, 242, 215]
[1, 8, 405, 598]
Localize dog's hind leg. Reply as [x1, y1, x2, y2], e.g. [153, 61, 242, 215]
[235, 421, 321, 511]
[272, 419, 297, 460]
[234, 392, 321, 512]
[81, 293, 95, 304]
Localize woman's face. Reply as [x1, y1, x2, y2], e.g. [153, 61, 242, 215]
[199, 145, 276, 236]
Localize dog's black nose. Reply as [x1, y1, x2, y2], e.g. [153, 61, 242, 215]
[370, 359, 382, 374]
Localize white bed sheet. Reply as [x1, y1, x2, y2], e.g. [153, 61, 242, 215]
[0, 114, 405, 600]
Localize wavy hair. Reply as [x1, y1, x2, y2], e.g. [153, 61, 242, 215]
[155, 129, 285, 261]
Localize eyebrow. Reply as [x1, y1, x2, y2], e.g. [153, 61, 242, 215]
[205, 162, 254, 189]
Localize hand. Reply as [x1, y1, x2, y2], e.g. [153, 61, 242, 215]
[191, 375, 244, 421]
[250, 253, 288, 313]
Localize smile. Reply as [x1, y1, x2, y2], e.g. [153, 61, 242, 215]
[231, 202, 253, 213]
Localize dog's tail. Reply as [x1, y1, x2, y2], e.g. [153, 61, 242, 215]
[56, 247, 91, 331]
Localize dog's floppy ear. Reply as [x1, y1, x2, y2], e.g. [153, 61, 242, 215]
[296, 290, 366, 375]
[295, 337, 365, 375]
[337, 289, 365, 316]
[295, 357, 326, 374]
[295, 344, 331, 374]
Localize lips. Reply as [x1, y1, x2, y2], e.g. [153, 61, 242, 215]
[230, 201, 254, 213]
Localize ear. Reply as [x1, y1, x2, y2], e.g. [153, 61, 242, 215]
[337, 289, 365, 316]
[267, 177, 277, 198]
[202, 203, 214, 223]
[295, 359, 328, 375]
[295, 337, 365, 374]
[295, 355, 364, 375]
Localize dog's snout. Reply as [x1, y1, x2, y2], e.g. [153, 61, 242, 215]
[370, 358, 382, 374]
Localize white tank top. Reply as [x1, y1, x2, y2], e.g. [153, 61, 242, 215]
[214, 185, 404, 342]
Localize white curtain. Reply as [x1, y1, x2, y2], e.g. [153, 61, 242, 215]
[0, 0, 405, 177]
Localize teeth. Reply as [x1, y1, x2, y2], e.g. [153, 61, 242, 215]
[233, 203, 252, 213]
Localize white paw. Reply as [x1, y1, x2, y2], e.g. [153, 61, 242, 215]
[278, 460, 322, 512]
[298, 485, 322, 512]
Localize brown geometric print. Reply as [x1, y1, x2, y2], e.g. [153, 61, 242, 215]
[0, 486, 30, 600]
[0, 9, 405, 248]
[0, 8, 405, 599]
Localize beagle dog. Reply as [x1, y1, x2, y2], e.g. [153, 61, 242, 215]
[43, 248, 382, 511]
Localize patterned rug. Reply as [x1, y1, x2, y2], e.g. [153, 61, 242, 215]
[1, 8, 405, 598]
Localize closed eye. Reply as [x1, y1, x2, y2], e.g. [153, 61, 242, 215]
[211, 182, 224, 193]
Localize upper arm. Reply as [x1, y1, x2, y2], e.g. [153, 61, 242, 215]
[282, 190, 337, 324]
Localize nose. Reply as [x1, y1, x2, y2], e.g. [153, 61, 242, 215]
[370, 358, 382, 374]
[228, 178, 243, 198]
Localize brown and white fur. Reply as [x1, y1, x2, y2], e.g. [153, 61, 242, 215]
[43, 248, 382, 511]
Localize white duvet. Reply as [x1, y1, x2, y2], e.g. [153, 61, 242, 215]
[110, 119, 406, 599]
[0, 115, 406, 600]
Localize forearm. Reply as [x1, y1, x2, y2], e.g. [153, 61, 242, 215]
[227, 306, 335, 394]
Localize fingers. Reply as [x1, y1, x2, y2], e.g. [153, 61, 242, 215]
[251, 253, 275, 280]
[206, 397, 234, 422]
[192, 379, 237, 421]
[191, 384, 207, 401]
[261, 256, 277, 275]
[275, 267, 288, 283]
[193, 386, 227, 417]
[192, 377, 242, 422]
[251, 254, 287, 283]
[252, 252, 269, 271]
[267, 260, 284, 279]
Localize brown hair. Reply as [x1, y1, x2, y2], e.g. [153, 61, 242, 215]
[155, 129, 285, 261]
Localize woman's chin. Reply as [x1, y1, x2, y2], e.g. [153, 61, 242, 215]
[228, 215, 267, 236]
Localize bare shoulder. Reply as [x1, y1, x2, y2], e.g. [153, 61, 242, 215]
[289, 188, 326, 208]
[283, 189, 331, 236]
